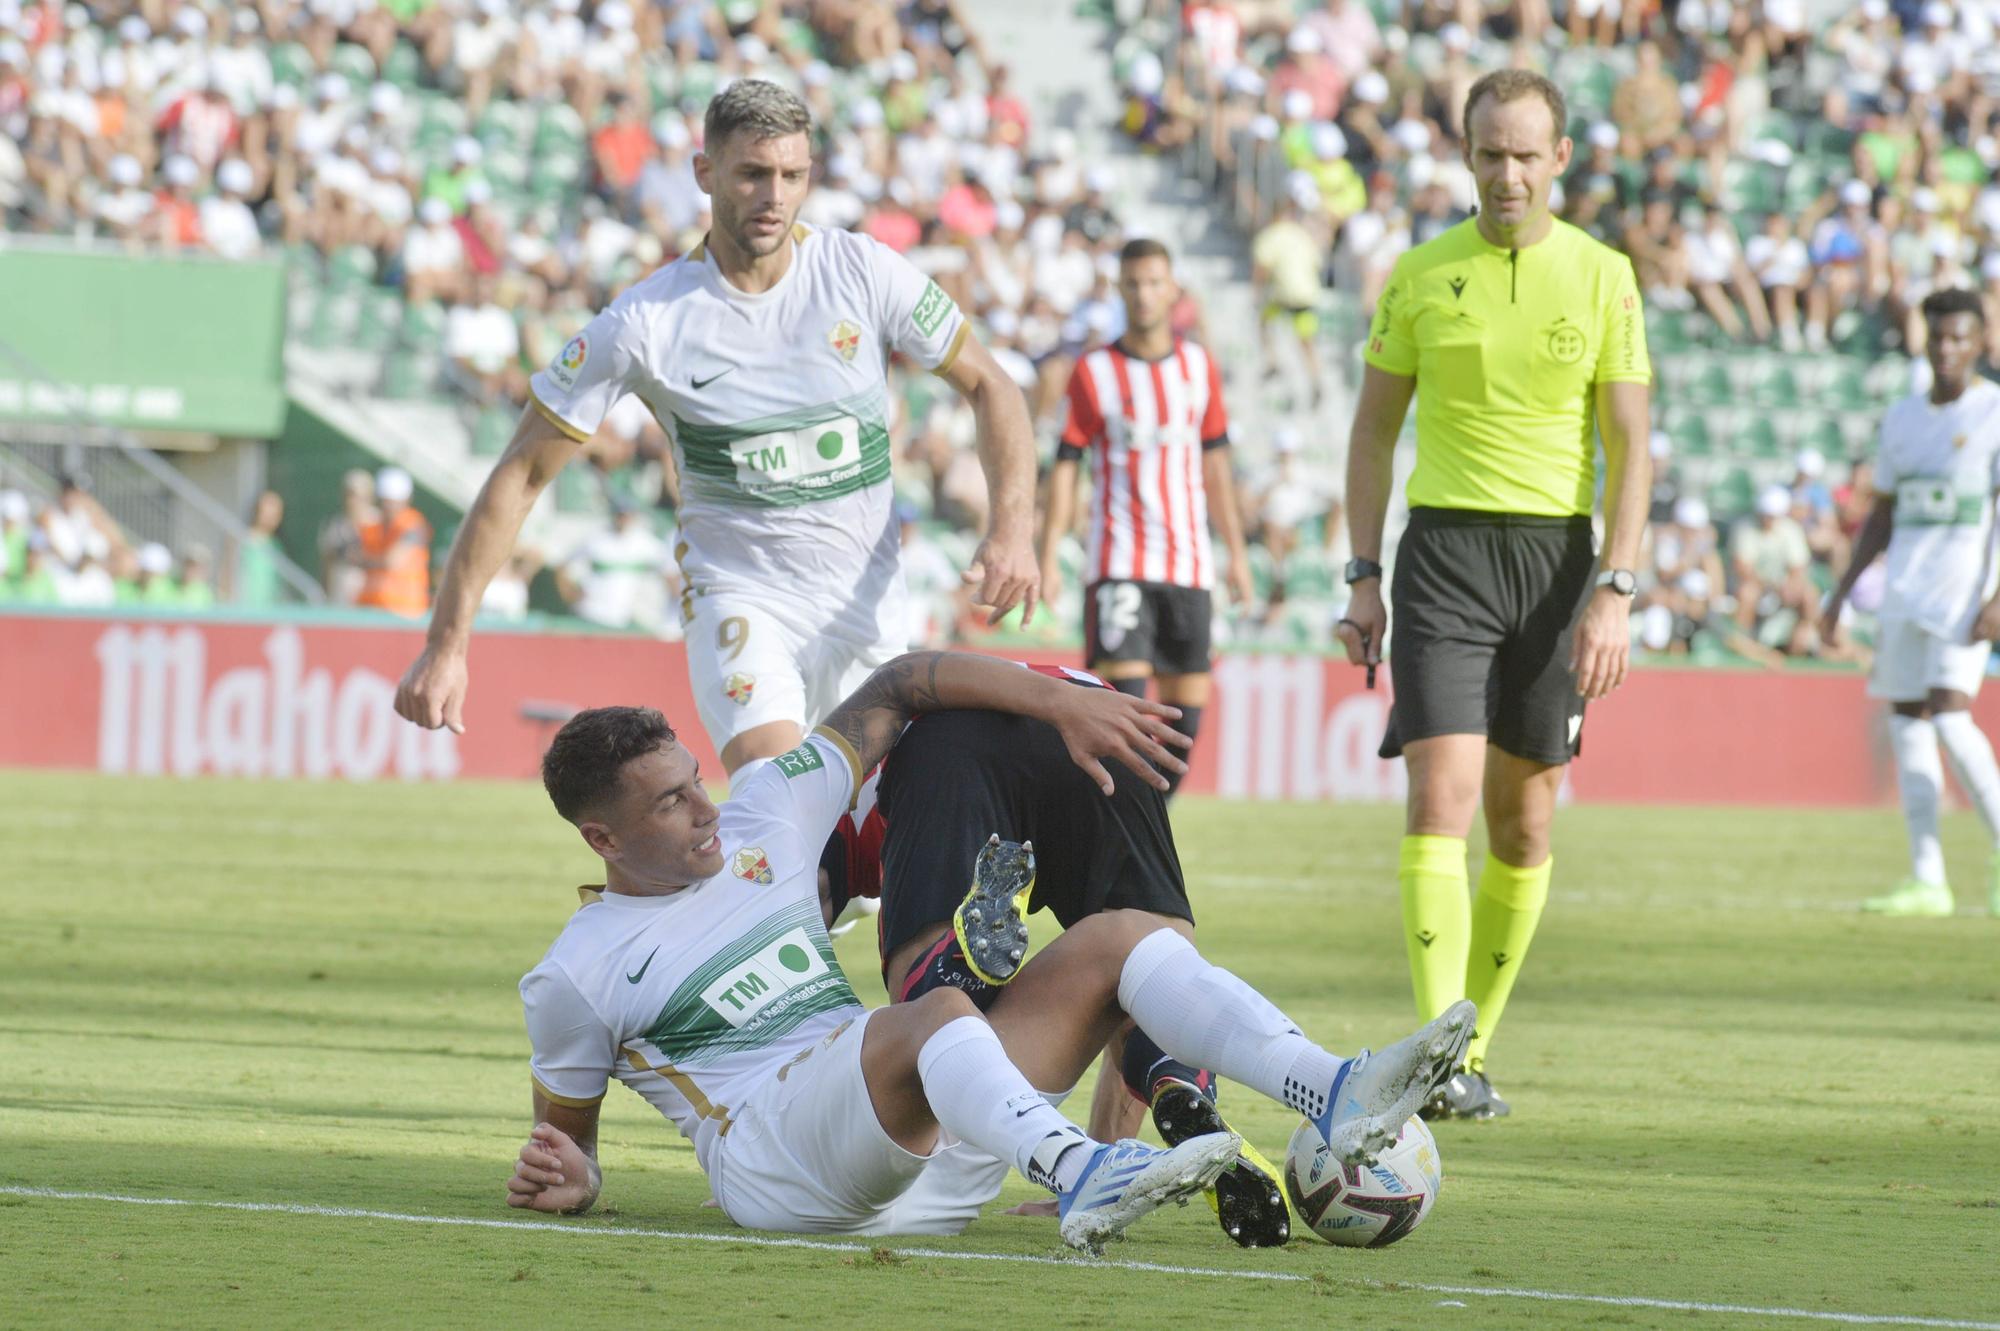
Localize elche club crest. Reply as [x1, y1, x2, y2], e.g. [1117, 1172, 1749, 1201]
[725, 672, 755, 706]
[828, 319, 862, 362]
[733, 846, 773, 884]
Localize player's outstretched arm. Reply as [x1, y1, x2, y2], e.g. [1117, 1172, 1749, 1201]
[1572, 379, 1652, 700]
[939, 336, 1042, 625]
[395, 408, 578, 733]
[506, 1093, 602, 1215]
[820, 652, 1191, 794]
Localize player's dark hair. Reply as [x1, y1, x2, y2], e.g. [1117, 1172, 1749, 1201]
[704, 79, 813, 157]
[542, 706, 678, 824]
[1463, 70, 1568, 147]
[1119, 237, 1173, 268]
[1921, 287, 1985, 326]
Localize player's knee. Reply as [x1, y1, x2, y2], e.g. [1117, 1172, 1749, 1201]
[1487, 808, 1552, 866]
[909, 984, 980, 1032]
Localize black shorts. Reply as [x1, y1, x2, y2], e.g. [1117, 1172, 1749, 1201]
[875, 708, 1193, 967]
[1380, 507, 1595, 767]
[1084, 579, 1213, 676]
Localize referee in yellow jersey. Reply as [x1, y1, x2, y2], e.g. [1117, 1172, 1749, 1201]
[1337, 70, 1652, 1120]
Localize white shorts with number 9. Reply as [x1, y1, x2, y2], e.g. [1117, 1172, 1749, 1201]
[685, 585, 908, 757]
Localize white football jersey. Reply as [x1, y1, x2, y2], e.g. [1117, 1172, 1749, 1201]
[1876, 379, 2000, 637]
[521, 728, 866, 1175]
[528, 224, 970, 606]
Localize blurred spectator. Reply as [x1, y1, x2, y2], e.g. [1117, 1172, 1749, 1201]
[1257, 427, 1339, 575]
[1685, 203, 1772, 343]
[1788, 448, 1845, 568]
[556, 501, 676, 635]
[355, 467, 430, 618]
[1613, 42, 1682, 157]
[1252, 178, 1328, 408]
[175, 544, 217, 609]
[321, 469, 376, 606]
[233, 489, 286, 606]
[1745, 212, 1811, 351]
[1731, 483, 1815, 653]
[482, 548, 542, 623]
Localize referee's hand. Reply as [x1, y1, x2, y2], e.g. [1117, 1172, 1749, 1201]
[1570, 590, 1632, 700]
[1337, 583, 1386, 668]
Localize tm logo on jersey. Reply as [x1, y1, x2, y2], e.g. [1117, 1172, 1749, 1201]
[911, 282, 954, 338]
[699, 927, 832, 1029]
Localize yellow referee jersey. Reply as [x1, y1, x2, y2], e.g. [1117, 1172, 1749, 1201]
[1364, 218, 1651, 517]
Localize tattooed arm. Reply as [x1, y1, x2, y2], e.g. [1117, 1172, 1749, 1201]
[817, 652, 1192, 795]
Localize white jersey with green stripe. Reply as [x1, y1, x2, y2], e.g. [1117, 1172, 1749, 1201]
[521, 729, 867, 1175]
[527, 224, 969, 599]
[1875, 379, 2000, 638]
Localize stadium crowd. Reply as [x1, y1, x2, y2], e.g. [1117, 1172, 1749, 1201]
[9, 0, 1982, 669]
[1116, 0, 2000, 663]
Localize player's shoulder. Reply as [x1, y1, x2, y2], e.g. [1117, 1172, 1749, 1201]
[1551, 217, 1635, 272]
[1388, 219, 1478, 280]
[801, 222, 901, 278]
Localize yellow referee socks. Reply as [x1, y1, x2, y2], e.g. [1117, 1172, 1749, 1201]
[1398, 835, 1470, 1023]
[1462, 852, 1552, 1073]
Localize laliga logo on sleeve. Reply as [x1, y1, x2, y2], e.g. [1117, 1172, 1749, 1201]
[550, 334, 587, 389]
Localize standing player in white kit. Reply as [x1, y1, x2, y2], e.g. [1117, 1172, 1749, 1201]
[395, 80, 1041, 775]
[1824, 289, 2000, 917]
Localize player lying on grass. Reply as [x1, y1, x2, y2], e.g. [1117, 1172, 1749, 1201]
[815, 665, 1292, 1247]
[507, 652, 1473, 1251]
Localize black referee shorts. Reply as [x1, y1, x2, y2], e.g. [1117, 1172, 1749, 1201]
[1380, 507, 1596, 767]
[875, 709, 1193, 968]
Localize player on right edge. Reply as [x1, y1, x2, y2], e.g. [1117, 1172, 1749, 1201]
[1824, 288, 2000, 917]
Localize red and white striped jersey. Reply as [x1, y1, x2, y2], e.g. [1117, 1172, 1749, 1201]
[1059, 339, 1230, 590]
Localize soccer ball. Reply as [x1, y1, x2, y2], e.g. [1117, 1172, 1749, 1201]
[1283, 1115, 1441, 1247]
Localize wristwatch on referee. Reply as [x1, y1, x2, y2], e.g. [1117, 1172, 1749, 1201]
[1596, 569, 1638, 597]
[1344, 557, 1383, 584]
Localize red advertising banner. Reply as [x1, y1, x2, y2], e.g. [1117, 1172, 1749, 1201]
[0, 609, 1982, 806]
[0, 611, 711, 783]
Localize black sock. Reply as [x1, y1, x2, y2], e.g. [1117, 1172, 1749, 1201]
[895, 931, 1000, 1011]
[1109, 675, 1150, 699]
[1120, 1027, 1215, 1104]
[1163, 705, 1202, 797]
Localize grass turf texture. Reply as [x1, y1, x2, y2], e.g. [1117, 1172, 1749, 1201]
[2, 771, 1996, 1330]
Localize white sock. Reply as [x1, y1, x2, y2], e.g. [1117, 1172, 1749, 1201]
[916, 1016, 1091, 1193]
[1116, 928, 1347, 1123]
[1933, 710, 2000, 845]
[1890, 714, 1948, 885]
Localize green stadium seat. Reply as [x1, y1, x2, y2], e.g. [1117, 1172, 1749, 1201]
[1709, 467, 1756, 522]
[269, 42, 315, 88]
[330, 42, 377, 84]
[381, 40, 421, 89]
[1649, 310, 1693, 355]
[380, 353, 439, 400]
[1798, 413, 1846, 458]
[325, 245, 378, 294]
[471, 407, 515, 457]
[1739, 416, 1782, 460]
[1668, 412, 1712, 457]
[555, 464, 601, 514]
[1753, 364, 1800, 409]
[1686, 359, 1732, 407]
[354, 292, 403, 354]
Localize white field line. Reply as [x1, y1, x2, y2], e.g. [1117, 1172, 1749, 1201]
[2, 1186, 1994, 1329]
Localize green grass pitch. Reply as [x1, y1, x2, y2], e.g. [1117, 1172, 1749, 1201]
[2, 771, 1995, 1329]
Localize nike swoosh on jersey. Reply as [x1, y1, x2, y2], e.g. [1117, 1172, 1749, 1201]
[691, 366, 738, 390]
[627, 946, 661, 984]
